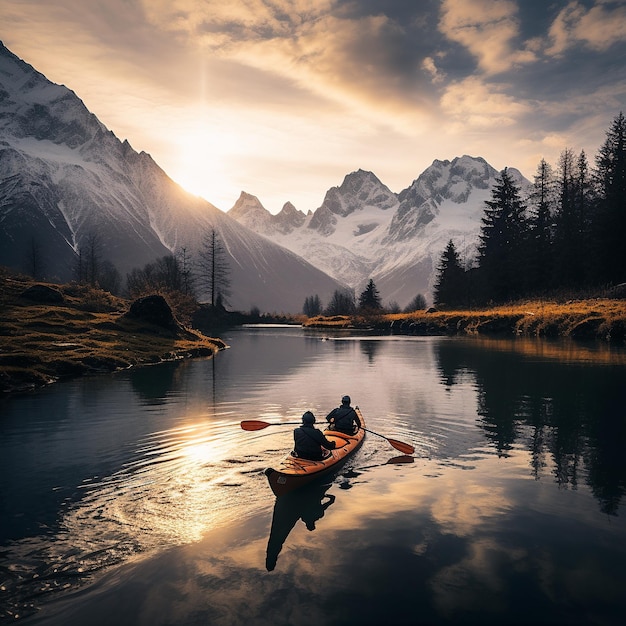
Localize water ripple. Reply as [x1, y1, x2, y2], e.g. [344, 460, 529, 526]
[1, 418, 274, 620]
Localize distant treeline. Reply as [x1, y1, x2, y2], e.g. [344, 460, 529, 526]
[434, 112, 626, 308]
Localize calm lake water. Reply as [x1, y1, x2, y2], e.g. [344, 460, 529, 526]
[1, 326, 626, 625]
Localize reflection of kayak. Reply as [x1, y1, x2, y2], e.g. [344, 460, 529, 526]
[264, 407, 366, 496]
[266, 482, 335, 570]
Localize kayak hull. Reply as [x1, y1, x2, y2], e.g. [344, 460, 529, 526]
[265, 407, 366, 497]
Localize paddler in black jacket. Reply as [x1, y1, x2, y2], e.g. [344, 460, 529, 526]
[326, 395, 361, 434]
[293, 411, 336, 461]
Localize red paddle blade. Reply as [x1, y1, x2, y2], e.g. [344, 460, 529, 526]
[387, 455, 415, 464]
[387, 438, 415, 455]
[240, 420, 271, 431]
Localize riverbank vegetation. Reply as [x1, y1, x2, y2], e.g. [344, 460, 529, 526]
[0, 271, 226, 395]
[304, 298, 626, 343]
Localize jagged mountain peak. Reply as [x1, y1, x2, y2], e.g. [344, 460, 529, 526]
[385, 155, 500, 243]
[332, 169, 397, 211]
[274, 201, 306, 234]
[226, 192, 275, 235]
[307, 168, 398, 236]
[228, 191, 270, 219]
[400, 155, 495, 202]
[0, 42, 107, 150]
[279, 200, 297, 214]
[226, 194, 307, 237]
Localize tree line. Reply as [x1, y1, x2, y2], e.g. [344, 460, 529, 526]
[303, 280, 427, 317]
[434, 112, 626, 308]
[70, 228, 231, 318]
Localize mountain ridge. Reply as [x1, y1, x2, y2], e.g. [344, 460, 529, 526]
[1, 41, 532, 312]
[0, 41, 347, 313]
[228, 157, 531, 306]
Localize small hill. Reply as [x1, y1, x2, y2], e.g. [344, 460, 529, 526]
[0, 270, 226, 395]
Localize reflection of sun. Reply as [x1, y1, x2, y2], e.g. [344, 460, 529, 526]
[184, 439, 220, 465]
[59, 421, 250, 562]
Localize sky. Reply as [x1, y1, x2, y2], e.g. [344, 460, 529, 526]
[2, 0, 626, 214]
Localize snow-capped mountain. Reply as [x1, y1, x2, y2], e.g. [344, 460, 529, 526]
[0, 42, 347, 313]
[0, 40, 533, 313]
[229, 158, 531, 307]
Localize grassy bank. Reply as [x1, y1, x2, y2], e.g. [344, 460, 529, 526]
[304, 299, 626, 343]
[0, 274, 226, 395]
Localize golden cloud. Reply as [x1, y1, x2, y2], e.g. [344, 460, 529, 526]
[439, 0, 537, 75]
[546, 0, 626, 56]
[440, 76, 532, 129]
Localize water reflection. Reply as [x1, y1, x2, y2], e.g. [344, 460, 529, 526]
[434, 337, 626, 515]
[128, 361, 182, 404]
[265, 454, 414, 572]
[266, 482, 336, 571]
[3, 329, 626, 624]
[359, 340, 381, 363]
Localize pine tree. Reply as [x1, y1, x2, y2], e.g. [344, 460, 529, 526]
[196, 229, 231, 308]
[477, 168, 529, 302]
[177, 246, 196, 297]
[75, 231, 103, 287]
[594, 111, 626, 284]
[433, 240, 466, 308]
[527, 158, 556, 293]
[553, 148, 587, 288]
[358, 278, 383, 313]
[403, 293, 427, 312]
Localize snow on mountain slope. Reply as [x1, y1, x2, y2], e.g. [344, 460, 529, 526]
[0, 41, 346, 313]
[229, 158, 531, 306]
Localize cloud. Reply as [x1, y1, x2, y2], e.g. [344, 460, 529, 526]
[422, 56, 447, 84]
[139, 0, 439, 129]
[140, 0, 335, 49]
[439, 0, 537, 75]
[546, 0, 626, 56]
[440, 76, 532, 129]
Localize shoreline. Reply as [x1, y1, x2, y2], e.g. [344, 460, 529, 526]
[304, 299, 626, 343]
[0, 276, 226, 397]
[2, 273, 625, 397]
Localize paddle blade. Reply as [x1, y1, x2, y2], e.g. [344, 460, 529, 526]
[386, 455, 415, 465]
[387, 438, 415, 455]
[240, 420, 271, 431]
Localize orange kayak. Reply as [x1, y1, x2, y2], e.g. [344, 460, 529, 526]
[265, 407, 366, 496]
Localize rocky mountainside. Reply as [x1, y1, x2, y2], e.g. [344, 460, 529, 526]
[0, 42, 346, 313]
[229, 158, 531, 307]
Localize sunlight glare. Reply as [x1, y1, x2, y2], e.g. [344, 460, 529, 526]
[172, 125, 237, 210]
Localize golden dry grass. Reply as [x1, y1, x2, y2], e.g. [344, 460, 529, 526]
[0, 273, 225, 394]
[305, 299, 626, 342]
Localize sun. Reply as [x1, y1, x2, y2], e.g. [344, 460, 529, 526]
[171, 129, 236, 210]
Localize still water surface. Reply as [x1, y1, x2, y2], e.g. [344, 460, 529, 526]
[1, 326, 626, 624]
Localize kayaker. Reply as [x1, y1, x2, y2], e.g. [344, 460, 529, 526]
[293, 411, 336, 461]
[326, 395, 361, 434]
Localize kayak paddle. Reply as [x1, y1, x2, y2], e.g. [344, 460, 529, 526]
[240, 420, 415, 455]
[240, 420, 300, 430]
[361, 428, 415, 455]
